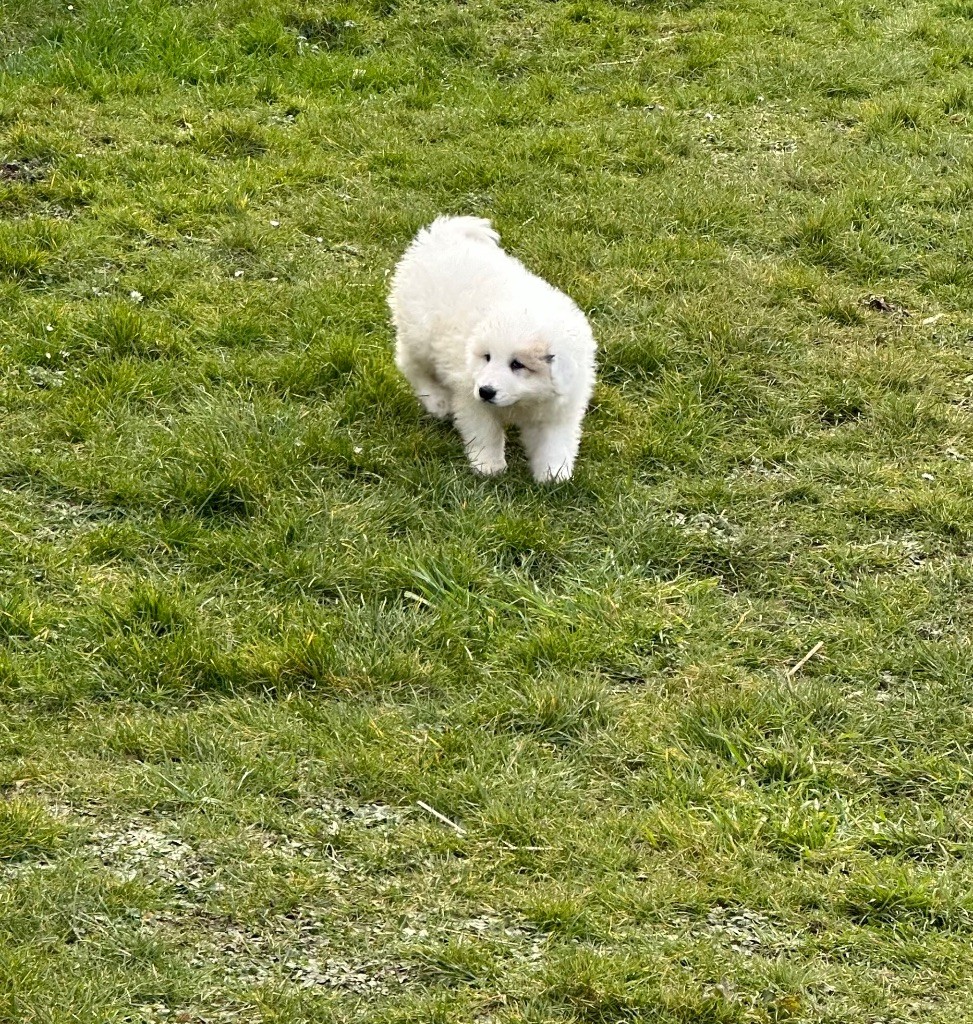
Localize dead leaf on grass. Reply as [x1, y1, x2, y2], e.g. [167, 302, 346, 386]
[866, 295, 910, 316]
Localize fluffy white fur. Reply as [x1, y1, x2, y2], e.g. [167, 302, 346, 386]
[388, 216, 597, 483]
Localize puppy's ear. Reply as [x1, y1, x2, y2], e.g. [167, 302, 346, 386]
[525, 339, 556, 373]
[537, 346, 570, 393]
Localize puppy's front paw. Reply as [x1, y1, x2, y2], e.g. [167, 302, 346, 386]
[471, 454, 507, 477]
[525, 429, 578, 484]
[533, 461, 572, 483]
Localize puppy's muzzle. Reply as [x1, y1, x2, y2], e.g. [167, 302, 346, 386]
[478, 386, 497, 403]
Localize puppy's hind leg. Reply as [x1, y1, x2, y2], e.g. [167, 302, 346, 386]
[395, 346, 451, 419]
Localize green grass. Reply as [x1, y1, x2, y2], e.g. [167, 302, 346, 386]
[2, 0, 973, 1019]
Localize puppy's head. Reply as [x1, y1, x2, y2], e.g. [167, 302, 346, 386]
[469, 313, 563, 408]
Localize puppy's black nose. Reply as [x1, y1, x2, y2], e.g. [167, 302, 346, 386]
[478, 386, 497, 403]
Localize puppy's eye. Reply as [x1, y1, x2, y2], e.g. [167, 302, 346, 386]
[510, 359, 525, 371]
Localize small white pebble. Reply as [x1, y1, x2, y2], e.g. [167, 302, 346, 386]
[45, 324, 54, 332]
[45, 352, 51, 359]
[270, 220, 280, 228]
[353, 446, 363, 455]
[316, 236, 324, 243]
[921, 473, 935, 481]
[269, 276, 279, 282]
[233, 269, 244, 278]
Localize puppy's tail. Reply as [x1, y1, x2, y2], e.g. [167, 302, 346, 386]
[426, 215, 500, 247]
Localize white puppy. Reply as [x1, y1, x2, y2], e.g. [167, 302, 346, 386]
[388, 216, 596, 482]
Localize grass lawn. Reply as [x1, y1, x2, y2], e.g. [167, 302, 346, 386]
[2, 0, 973, 1019]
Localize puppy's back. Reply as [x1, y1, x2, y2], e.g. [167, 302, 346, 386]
[389, 216, 515, 333]
[420, 215, 500, 249]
